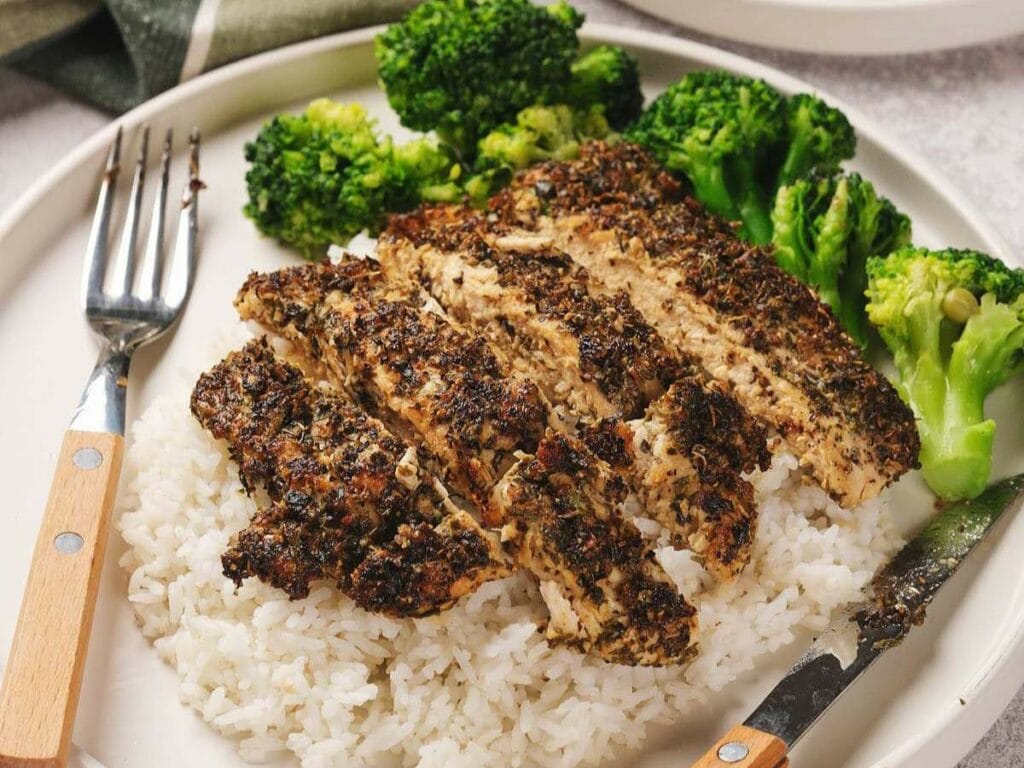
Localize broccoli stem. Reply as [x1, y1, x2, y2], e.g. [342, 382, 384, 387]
[917, 390, 995, 502]
[771, 241, 807, 282]
[777, 132, 811, 189]
[835, 276, 869, 345]
[806, 177, 851, 316]
[901, 335, 996, 502]
[920, 297, 1024, 499]
[769, 182, 813, 281]
[836, 241, 871, 346]
[737, 193, 773, 245]
[729, 155, 772, 244]
[685, 162, 742, 226]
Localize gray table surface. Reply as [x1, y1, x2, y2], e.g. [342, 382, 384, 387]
[1, 0, 1022, 764]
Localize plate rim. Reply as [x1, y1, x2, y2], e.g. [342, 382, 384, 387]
[0, 22, 1018, 768]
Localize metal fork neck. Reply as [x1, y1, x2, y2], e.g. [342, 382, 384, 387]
[69, 343, 131, 435]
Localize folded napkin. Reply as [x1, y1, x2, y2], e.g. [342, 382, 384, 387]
[1, 0, 419, 112]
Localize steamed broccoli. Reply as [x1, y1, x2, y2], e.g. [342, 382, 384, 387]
[464, 104, 612, 203]
[625, 71, 785, 243]
[625, 71, 856, 245]
[390, 137, 464, 207]
[563, 45, 643, 129]
[771, 173, 911, 345]
[776, 93, 856, 188]
[243, 99, 460, 258]
[242, 96, 610, 256]
[866, 247, 1024, 500]
[374, 0, 583, 159]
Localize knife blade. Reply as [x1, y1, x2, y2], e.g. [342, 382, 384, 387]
[692, 473, 1024, 767]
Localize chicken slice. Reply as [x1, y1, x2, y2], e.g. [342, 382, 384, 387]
[383, 205, 769, 579]
[581, 376, 770, 581]
[191, 337, 510, 615]
[493, 430, 698, 666]
[235, 259, 549, 514]
[491, 141, 920, 508]
[381, 205, 681, 421]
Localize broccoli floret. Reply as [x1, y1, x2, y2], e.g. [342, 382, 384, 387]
[374, 0, 583, 159]
[866, 247, 1024, 500]
[625, 71, 786, 244]
[776, 93, 856, 187]
[243, 100, 390, 257]
[771, 172, 911, 345]
[563, 45, 643, 129]
[626, 71, 857, 245]
[390, 138, 464, 206]
[243, 98, 459, 258]
[465, 104, 612, 203]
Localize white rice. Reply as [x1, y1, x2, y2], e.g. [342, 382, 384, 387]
[117, 332, 902, 768]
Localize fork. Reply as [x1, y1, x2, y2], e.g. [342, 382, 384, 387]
[0, 125, 201, 768]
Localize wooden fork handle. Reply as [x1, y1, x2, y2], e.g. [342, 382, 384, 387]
[691, 724, 789, 768]
[0, 431, 124, 768]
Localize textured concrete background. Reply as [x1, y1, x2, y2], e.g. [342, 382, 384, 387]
[1, 1, 1023, 764]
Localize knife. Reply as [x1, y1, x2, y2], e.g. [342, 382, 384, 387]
[691, 473, 1024, 768]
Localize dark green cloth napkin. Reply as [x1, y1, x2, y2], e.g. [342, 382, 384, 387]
[1, 0, 419, 113]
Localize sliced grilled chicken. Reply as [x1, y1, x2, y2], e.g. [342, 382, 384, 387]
[191, 338, 510, 615]
[493, 429, 697, 666]
[383, 205, 769, 579]
[583, 378, 771, 581]
[235, 259, 549, 514]
[491, 141, 920, 508]
[382, 205, 681, 421]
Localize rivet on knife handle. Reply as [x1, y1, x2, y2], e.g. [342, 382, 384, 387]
[691, 724, 789, 768]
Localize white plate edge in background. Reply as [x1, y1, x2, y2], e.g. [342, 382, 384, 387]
[618, 0, 1024, 56]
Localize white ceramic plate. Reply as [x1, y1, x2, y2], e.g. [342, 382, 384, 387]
[621, 0, 1024, 56]
[1, 25, 1023, 768]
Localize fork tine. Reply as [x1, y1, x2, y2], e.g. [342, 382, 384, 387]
[136, 128, 172, 303]
[163, 128, 202, 312]
[108, 125, 149, 297]
[81, 126, 122, 309]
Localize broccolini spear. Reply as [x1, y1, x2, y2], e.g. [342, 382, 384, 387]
[465, 104, 613, 203]
[563, 45, 643, 129]
[374, 0, 583, 160]
[626, 71, 857, 245]
[771, 172, 911, 345]
[866, 247, 1024, 500]
[243, 99, 461, 258]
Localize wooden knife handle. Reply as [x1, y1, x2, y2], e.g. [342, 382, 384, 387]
[691, 724, 789, 768]
[0, 431, 124, 768]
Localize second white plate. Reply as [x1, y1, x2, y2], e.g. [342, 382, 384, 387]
[620, 0, 1024, 56]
